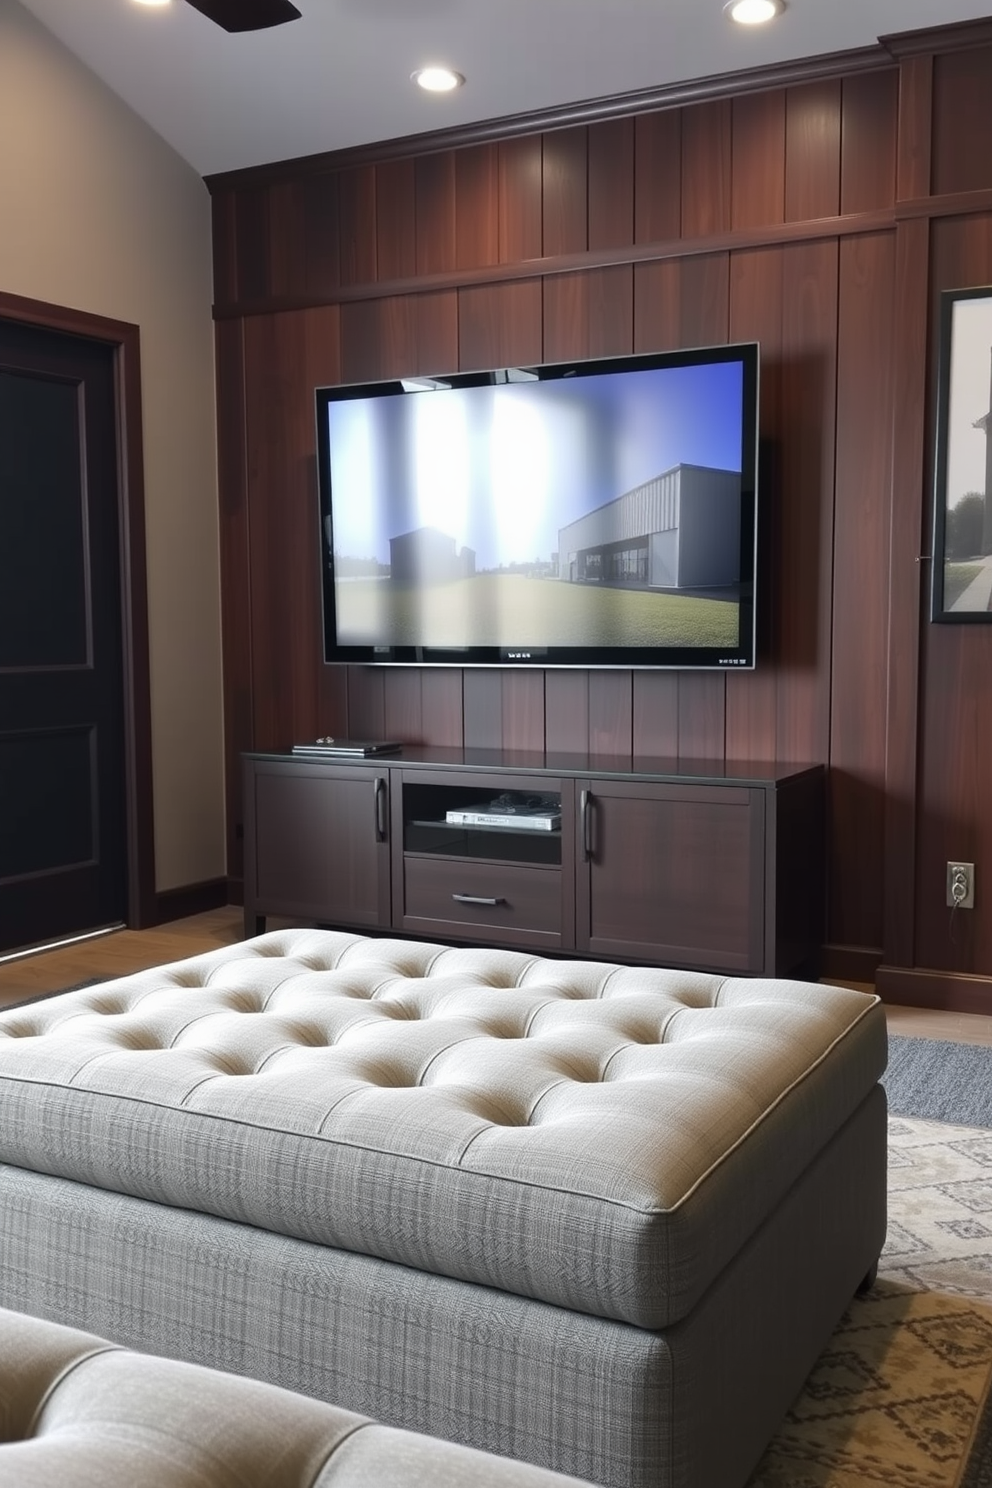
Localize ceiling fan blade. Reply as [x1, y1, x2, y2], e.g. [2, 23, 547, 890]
[184, 0, 302, 31]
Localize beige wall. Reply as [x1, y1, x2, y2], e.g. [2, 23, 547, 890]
[0, 0, 224, 894]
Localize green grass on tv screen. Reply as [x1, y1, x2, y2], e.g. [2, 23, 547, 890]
[335, 573, 739, 649]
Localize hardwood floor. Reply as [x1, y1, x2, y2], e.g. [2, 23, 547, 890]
[0, 907, 244, 1009]
[1, 910, 991, 1045]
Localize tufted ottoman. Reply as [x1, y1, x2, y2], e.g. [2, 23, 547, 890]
[0, 929, 887, 1488]
[0, 1304, 598, 1487]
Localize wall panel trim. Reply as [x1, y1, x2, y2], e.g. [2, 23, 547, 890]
[205, 52, 891, 196]
[881, 17, 992, 59]
[876, 965, 992, 1012]
[213, 184, 992, 321]
[213, 207, 898, 320]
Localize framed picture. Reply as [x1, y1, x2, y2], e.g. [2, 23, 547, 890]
[932, 287, 992, 621]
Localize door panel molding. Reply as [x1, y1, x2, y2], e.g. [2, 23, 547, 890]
[0, 289, 155, 929]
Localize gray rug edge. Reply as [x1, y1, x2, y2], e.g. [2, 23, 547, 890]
[883, 1034, 992, 1129]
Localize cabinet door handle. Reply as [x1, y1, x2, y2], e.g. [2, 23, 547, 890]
[580, 788, 594, 860]
[452, 894, 506, 907]
[373, 777, 387, 842]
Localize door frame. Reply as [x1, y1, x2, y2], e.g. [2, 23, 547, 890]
[0, 288, 155, 929]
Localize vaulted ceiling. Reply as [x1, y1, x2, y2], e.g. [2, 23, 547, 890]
[17, 0, 992, 177]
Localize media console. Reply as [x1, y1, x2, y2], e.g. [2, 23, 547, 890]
[242, 749, 825, 978]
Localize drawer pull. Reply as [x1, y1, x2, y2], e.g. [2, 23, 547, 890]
[452, 893, 506, 907]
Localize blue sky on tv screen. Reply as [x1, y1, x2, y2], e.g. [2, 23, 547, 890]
[326, 359, 745, 570]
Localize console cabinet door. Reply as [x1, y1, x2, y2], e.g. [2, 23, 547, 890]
[574, 780, 766, 972]
[243, 760, 391, 934]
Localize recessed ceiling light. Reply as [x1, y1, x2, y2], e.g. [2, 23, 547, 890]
[412, 66, 465, 94]
[723, 0, 785, 23]
[133, 0, 171, 7]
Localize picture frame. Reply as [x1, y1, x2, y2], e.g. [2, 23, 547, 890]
[931, 286, 992, 621]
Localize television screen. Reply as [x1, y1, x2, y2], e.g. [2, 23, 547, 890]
[315, 342, 759, 669]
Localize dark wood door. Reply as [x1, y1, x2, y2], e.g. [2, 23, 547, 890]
[0, 320, 127, 954]
[243, 757, 391, 935]
[574, 779, 766, 972]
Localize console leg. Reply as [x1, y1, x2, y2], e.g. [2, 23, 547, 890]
[856, 1261, 878, 1295]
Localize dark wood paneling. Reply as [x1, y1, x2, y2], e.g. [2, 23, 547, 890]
[543, 267, 633, 362]
[463, 669, 504, 750]
[588, 118, 634, 251]
[338, 166, 377, 286]
[209, 28, 992, 997]
[375, 159, 417, 281]
[830, 232, 895, 953]
[382, 668, 427, 745]
[233, 189, 271, 302]
[777, 239, 838, 770]
[785, 80, 841, 222]
[338, 299, 385, 383]
[300, 173, 342, 298]
[210, 190, 239, 307]
[915, 213, 992, 979]
[634, 110, 682, 245]
[588, 671, 633, 758]
[421, 669, 465, 747]
[633, 259, 682, 352]
[732, 91, 786, 230]
[347, 667, 386, 740]
[681, 100, 733, 238]
[671, 251, 731, 763]
[932, 46, 992, 197]
[455, 144, 499, 269]
[882, 216, 929, 969]
[498, 136, 543, 263]
[726, 246, 784, 766]
[458, 280, 544, 369]
[215, 318, 252, 878]
[676, 674, 726, 763]
[542, 126, 588, 256]
[677, 253, 730, 347]
[339, 292, 458, 383]
[896, 54, 933, 203]
[416, 152, 458, 275]
[632, 672, 680, 758]
[242, 308, 340, 755]
[916, 625, 992, 977]
[840, 71, 897, 214]
[266, 182, 308, 297]
[501, 671, 547, 752]
[545, 671, 589, 754]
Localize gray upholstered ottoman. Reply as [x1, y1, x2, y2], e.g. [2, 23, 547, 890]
[0, 929, 887, 1488]
[0, 1305, 598, 1487]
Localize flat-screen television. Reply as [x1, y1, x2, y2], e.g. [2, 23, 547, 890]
[315, 341, 759, 669]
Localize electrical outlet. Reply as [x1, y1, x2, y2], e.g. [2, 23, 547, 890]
[946, 862, 975, 909]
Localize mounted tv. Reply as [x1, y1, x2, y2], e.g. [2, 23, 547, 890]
[315, 342, 759, 669]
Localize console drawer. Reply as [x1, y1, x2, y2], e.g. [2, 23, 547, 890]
[401, 857, 562, 948]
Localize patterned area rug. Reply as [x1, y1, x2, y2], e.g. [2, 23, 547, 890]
[749, 1114, 992, 1487]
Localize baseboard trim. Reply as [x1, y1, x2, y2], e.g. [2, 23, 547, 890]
[875, 965, 992, 1012]
[820, 944, 883, 986]
[151, 879, 229, 926]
